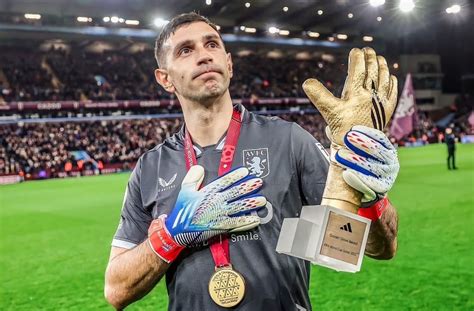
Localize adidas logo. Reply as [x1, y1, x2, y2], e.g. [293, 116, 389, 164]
[340, 222, 353, 233]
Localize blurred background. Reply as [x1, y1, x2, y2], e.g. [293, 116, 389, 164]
[0, 0, 473, 310]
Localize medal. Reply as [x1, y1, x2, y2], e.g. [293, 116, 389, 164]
[184, 108, 246, 308]
[208, 265, 246, 308]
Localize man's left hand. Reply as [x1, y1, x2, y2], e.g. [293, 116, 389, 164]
[303, 48, 398, 147]
[334, 125, 399, 206]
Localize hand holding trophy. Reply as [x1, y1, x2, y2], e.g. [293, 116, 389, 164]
[304, 47, 398, 212]
[277, 48, 399, 272]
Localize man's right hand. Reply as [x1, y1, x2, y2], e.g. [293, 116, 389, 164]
[148, 165, 266, 263]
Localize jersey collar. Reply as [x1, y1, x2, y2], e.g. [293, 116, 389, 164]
[173, 103, 248, 155]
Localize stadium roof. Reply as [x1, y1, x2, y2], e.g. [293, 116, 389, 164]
[0, 0, 472, 40]
[0, 0, 472, 93]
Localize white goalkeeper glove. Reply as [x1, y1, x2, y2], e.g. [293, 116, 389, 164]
[148, 165, 267, 263]
[334, 125, 399, 206]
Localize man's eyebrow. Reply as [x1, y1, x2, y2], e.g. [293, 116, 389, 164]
[203, 34, 221, 42]
[172, 39, 194, 55]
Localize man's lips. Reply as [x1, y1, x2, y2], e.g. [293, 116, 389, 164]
[192, 67, 223, 79]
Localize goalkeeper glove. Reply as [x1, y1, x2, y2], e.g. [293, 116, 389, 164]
[335, 125, 399, 213]
[148, 165, 266, 263]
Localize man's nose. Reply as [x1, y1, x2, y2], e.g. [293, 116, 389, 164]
[196, 46, 213, 65]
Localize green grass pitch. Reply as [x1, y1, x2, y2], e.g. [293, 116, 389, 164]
[1, 143, 473, 310]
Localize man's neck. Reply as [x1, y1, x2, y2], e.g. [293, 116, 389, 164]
[181, 92, 234, 147]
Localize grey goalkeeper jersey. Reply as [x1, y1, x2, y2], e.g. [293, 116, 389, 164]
[112, 104, 329, 311]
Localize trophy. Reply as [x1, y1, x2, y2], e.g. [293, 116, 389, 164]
[276, 48, 397, 272]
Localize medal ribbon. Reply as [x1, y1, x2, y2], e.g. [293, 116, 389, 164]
[184, 108, 242, 267]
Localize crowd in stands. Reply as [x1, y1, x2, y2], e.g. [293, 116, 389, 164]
[1, 46, 472, 180]
[2, 107, 472, 178]
[1, 48, 55, 102]
[0, 118, 181, 177]
[0, 113, 329, 177]
[230, 55, 345, 99]
[0, 47, 345, 103]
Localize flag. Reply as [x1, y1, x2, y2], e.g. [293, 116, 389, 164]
[71, 150, 99, 168]
[469, 111, 474, 132]
[390, 73, 417, 140]
[71, 151, 92, 161]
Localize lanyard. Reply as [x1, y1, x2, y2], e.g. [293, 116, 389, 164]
[183, 108, 242, 267]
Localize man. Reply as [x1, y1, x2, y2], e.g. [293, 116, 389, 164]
[104, 12, 399, 310]
[445, 127, 457, 170]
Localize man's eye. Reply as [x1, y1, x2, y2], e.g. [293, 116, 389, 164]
[207, 42, 218, 48]
[179, 48, 191, 56]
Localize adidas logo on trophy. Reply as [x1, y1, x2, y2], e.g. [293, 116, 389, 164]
[340, 223, 353, 233]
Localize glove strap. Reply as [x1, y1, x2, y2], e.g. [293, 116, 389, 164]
[148, 215, 184, 263]
[358, 197, 389, 221]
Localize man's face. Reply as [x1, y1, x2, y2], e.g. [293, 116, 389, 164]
[156, 21, 233, 103]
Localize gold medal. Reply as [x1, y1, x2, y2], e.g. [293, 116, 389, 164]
[208, 265, 246, 308]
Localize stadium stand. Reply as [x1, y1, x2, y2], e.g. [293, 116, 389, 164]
[0, 113, 329, 178]
[0, 47, 472, 180]
[1, 48, 346, 102]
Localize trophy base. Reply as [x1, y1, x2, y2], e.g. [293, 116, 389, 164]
[276, 205, 371, 273]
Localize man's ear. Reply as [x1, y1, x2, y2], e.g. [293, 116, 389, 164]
[226, 53, 233, 79]
[155, 68, 175, 93]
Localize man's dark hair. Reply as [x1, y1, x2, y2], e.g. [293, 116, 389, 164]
[154, 12, 222, 68]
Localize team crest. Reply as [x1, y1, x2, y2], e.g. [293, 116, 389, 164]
[243, 148, 270, 178]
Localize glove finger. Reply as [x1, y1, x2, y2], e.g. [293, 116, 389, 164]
[227, 195, 267, 216]
[191, 180, 263, 228]
[341, 48, 365, 99]
[181, 165, 205, 190]
[335, 148, 380, 178]
[219, 177, 263, 202]
[212, 215, 261, 232]
[338, 147, 399, 179]
[351, 125, 394, 150]
[200, 166, 249, 194]
[350, 168, 395, 195]
[386, 75, 398, 122]
[345, 126, 397, 163]
[377, 55, 390, 99]
[303, 78, 337, 106]
[302, 78, 340, 118]
[363, 47, 379, 91]
[342, 170, 376, 202]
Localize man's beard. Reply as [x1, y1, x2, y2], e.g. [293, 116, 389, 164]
[182, 78, 230, 104]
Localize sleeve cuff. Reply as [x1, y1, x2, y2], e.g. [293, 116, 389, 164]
[111, 239, 138, 249]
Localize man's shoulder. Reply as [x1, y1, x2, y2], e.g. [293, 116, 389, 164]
[139, 133, 181, 164]
[246, 110, 293, 128]
[244, 111, 321, 148]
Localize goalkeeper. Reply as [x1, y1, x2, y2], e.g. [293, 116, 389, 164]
[105, 12, 399, 311]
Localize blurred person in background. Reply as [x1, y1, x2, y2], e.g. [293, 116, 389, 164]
[445, 127, 457, 170]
